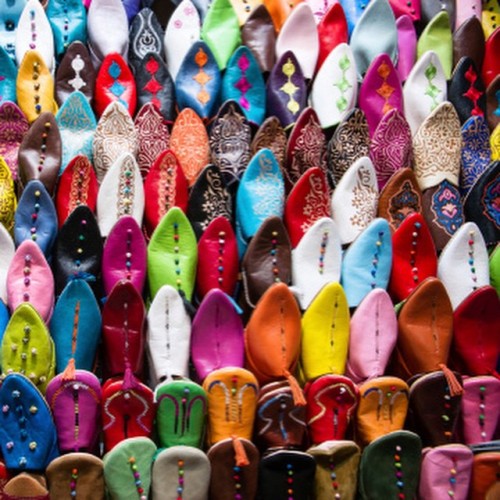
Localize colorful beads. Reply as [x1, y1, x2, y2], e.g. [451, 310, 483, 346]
[271, 231, 280, 283]
[128, 457, 146, 499]
[410, 222, 421, 283]
[479, 385, 487, 439]
[125, 229, 133, 280]
[218, 231, 225, 286]
[329, 458, 340, 498]
[467, 230, 477, 290]
[32, 61, 41, 114]
[370, 232, 384, 288]
[394, 445, 404, 498]
[286, 463, 294, 500]
[177, 459, 184, 498]
[318, 231, 328, 275]
[233, 465, 242, 499]
[173, 222, 182, 289]
[447, 458, 457, 497]
[442, 385, 453, 440]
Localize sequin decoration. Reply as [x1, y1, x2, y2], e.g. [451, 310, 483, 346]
[117, 156, 136, 217]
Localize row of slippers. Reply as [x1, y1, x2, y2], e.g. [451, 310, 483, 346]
[0, 99, 498, 252]
[0, 436, 498, 499]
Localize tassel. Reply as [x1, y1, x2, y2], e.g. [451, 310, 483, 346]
[283, 370, 306, 406]
[231, 435, 249, 467]
[439, 364, 463, 396]
[62, 358, 76, 381]
[123, 363, 140, 391]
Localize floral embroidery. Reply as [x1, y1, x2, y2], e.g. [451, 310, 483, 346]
[288, 112, 327, 187]
[334, 55, 352, 113]
[482, 175, 500, 229]
[209, 102, 251, 190]
[0, 159, 16, 232]
[193, 47, 212, 106]
[130, 10, 163, 59]
[369, 110, 412, 190]
[430, 181, 464, 235]
[170, 109, 210, 185]
[135, 104, 170, 179]
[460, 116, 491, 196]
[350, 166, 377, 228]
[328, 109, 370, 186]
[388, 180, 421, 229]
[199, 167, 232, 232]
[0, 103, 29, 179]
[252, 117, 287, 169]
[251, 153, 284, 219]
[280, 58, 300, 115]
[93, 103, 138, 183]
[68, 156, 92, 212]
[300, 172, 330, 233]
[412, 103, 462, 189]
[424, 62, 441, 110]
[376, 61, 395, 115]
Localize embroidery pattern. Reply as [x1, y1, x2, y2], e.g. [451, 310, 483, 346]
[369, 110, 412, 189]
[58, 94, 95, 170]
[424, 62, 441, 110]
[135, 104, 170, 179]
[376, 61, 395, 115]
[349, 166, 377, 229]
[0, 102, 30, 178]
[93, 103, 138, 183]
[142, 56, 163, 110]
[251, 117, 287, 169]
[193, 47, 212, 106]
[199, 167, 232, 232]
[234, 53, 252, 111]
[463, 64, 484, 117]
[300, 172, 330, 233]
[68, 157, 91, 211]
[157, 151, 178, 222]
[280, 58, 300, 115]
[170, 109, 210, 185]
[131, 10, 163, 60]
[68, 55, 86, 92]
[209, 102, 251, 189]
[117, 156, 136, 217]
[251, 153, 284, 219]
[288, 112, 327, 187]
[460, 116, 491, 195]
[334, 55, 352, 113]
[0, 159, 16, 232]
[482, 175, 500, 229]
[430, 181, 464, 235]
[388, 180, 421, 229]
[328, 109, 370, 185]
[413, 104, 462, 188]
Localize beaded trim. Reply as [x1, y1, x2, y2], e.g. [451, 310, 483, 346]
[467, 230, 478, 290]
[125, 228, 133, 280]
[173, 222, 182, 291]
[70, 468, 78, 497]
[370, 231, 384, 289]
[217, 230, 225, 287]
[447, 457, 457, 498]
[176, 459, 185, 499]
[285, 463, 294, 499]
[479, 385, 486, 440]
[29, 189, 41, 242]
[318, 231, 328, 275]
[37, 121, 51, 173]
[270, 230, 280, 283]
[73, 218, 87, 272]
[233, 464, 243, 500]
[32, 59, 42, 116]
[410, 221, 421, 283]
[394, 445, 404, 499]
[128, 457, 147, 500]
[23, 254, 32, 302]
[442, 385, 453, 440]
[328, 458, 341, 499]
